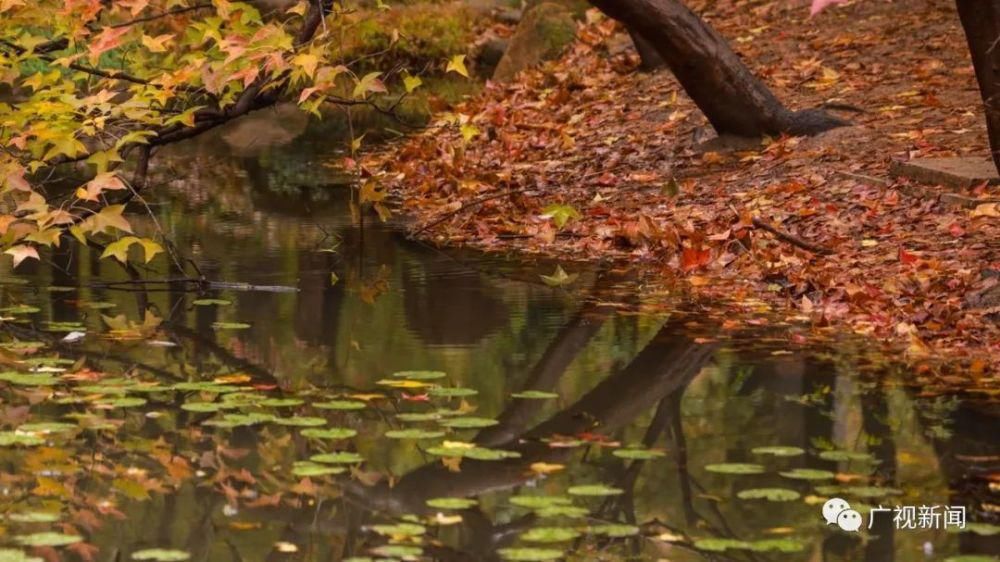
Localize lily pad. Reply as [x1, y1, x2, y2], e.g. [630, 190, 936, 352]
[426, 445, 519, 460]
[259, 398, 305, 408]
[384, 428, 444, 440]
[498, 547, 564, 561]
[370, 523, 426, 537]
[0, 372, 59, 386]
[300, 427, 357, 440]
[370, 545, 422, 558]
[396, 412, 440, 422]
[0, 549, 43, 562]
[392, 370, 447, 380]
[438, 416, 498, 429]
[705, 463, 765, 475]
[192, 299, 231, 306]
[0, 432, 45, 447]
[15, 532, 83, 547]
[313, 400, 366, 410]
[273, 416, 326, 427]
[568, 484, 623, 497]
[510, 496, 573, 509]
[291, 461, 346, 477]
[7, 512, 60, 523]
[589, 524, 639, 537]
[521, 527, 580, 542]
[212, 322, 251, 330]
[613, 448, 666, 460]
[752, 446, 806, 457]
[427, 497, 478, 510]
[428, 387, 478, 398]
[310, 452, 364, 464]
[818, 450, 874, 462]
[779, 468, 836, 480]
[736, 488, 801, 502]
[511, 390, 559, 400]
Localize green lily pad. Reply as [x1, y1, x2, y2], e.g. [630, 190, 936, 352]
[438, 416, 498, 429]
[736, 488, 801, 502]
[568, 484, 623, 497]
[426, 445, 520, 460]
[83, 302, 117, 310]
[426, 497, 478, 510]
[300, 427, 357, 440]
[310, 452, 364, 464]
[511, 390, 559, 400]
[370, 545, 422, 558]
[291, 461, 346, 477]
[172, 382, 243, 393]
[392, 370, 447, 380]
[273, 416, 326, 427]
[521, 527, 580, 543]
[818, 450, 874, 462]
[589, 524, 639, 537]
[535, 505, 590, 518]
[95, 397, 147, 408]
[779, 468, 836, 480]
[396, 412, 440, 422]
[313, 400, 366, 410]
[694, 538, 751, 552]
[181, 402, 224, 413]
[0, 305, 40, 315]
[943, 556, 1000, 562]
[510, 496, 573, 509]
[746, 538, 806, 552]
[0, 372, 59, 386]
[15, 532, 83, 547]
[752, 446, 806, 457]
[370, 523, 426, 537]
[613, 448, 666, 460]
[0, 549, 43, 562]
[192, 299, 231, 307]
[429, 387, 478, 398]
[384, 428, 445, 439]
[259, 398, 305, 408]
[132, 549, 191, 561]
[212, 322, 251, 330]
[0, 432, 45, 447]
[17, 422, 78, 434]
[7, 512, 60, 523]
[705, 463, 765, 475]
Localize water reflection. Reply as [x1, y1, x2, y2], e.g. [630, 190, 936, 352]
[0, 113, 997, 562]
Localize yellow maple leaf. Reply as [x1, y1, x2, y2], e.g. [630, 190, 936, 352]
[445, 55, 469, 78]
[4, 245, 39, 268]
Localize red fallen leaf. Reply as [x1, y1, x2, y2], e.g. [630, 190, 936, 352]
[681, 246, 712, 271]
[595, 173, 617, 186]
[898, 247, 918, 265]
[401, 392, 429, 402]
[948, 222, 965, 237]
[252, 384, 277, 390]
[66, 541, 99, 562]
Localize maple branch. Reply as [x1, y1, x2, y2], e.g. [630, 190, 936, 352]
[109, 3, 214, 29]
[751, 216, 833, 255]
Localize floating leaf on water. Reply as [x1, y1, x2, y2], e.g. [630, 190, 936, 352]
[613, 448, 666, 460]
[510, 496, 572, 509]
[0, 432, 44, 447]
[42, 322, 85, 333]
[693, 538, 752, 552]
[192, 299, 231, 307]
[752, 446, 806, 457]
[181, 402, 224, 413]
[511, 390, 559, 400]
[18, 422, 78, 434]
[779, 468, 836, 481]
[172, 382, 244, 393]
[746, 538, 806, 552]
[521, 527, 580, 543]
[370, 523, 426, 537]
[301, 427, 357, 440]
[0, 341, 45, 352]
[426, 445, 520, 461]
[384, 428, 444, 440]
[956, 523, 1000, 536]
[835, 485, 903, 498]
[95, 397, 147, 408]
[438, 416, 498, 429]
[568, 484, 623, 497]
[83, 301, 117, 310]
[498, 547, 564, 561]
[0, 305, 39, 314]
[818, 450, 874, 462]
[259, 398, 305, 408]
[0, 549, 43, 562]
[313, 400, 366, 411]
[540, 266, 578, 288]
[212, 322, 251, 330]
[376, 378, 432, 389]
[428, 386, 478, 398]
[204, 413, 275, 428]
[943, 556, 1000, 562]
[0, 372, 59, 386]
[15, 532, 83, 547]
[131, 549, 191, 561]
[737, 488, 801, 502]
[273, 416, 326, 427]
[426, 497, 478, 510]
[705, 463, 766, 475]
[291, 461, 346, 477]
[7, 512, 60, 523]
[392, 370, 447, 380]
[310, 452, 364, 464]
[589, 524, 640, 538]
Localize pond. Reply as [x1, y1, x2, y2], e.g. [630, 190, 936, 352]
[0, 111, 997, 562]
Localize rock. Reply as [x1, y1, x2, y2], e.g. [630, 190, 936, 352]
[495, 8, 522, 24]
[472, 33, 510, 76]
[890, 157, 1000, 189]
[493, 3, 577, 83]
[524, 0, 591, 18]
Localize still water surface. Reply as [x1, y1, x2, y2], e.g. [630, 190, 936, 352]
[0, 113, 997, 562]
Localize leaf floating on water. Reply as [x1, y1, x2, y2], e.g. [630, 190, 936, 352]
[0, 432, 44, 447]
[181, 402, 224, 413]
[259, 398, 305, 408]
[15, 532, 83, 547]
[384, 428, 444, 440]
[497, 547, 564, 561]
[310, 452, 365, 464]
[370, 523, 426, 537]
[376, 378, 432, 389]
[521, 527, 580, 543]
[752, 446, 806, 457]
[273, 416, 326, 427]
[589, 524, 640, 537]
[301, 427, 357, 440]
[540, 265, 578, 287]
[396, 412, 440, 422]
[705, 463, 766, 475]
[426, 497, 478, 510]
[0, 549, 43, 562]
[437, 416, 498, 429]
[612, 448, 666, 460]
[95, 397, 147, 408]
[509, 496, 572, 509]
[943, 557, 1000, 562]
[392, 370, 447, 380]
[694, 538, 752, 552]
[313, 400, 366, 411]
[427, 444, 519, 461]
[779, 468, 836, 481]
[428, 386, 478, 398]
[0, 372, 59, 386]
[211, 322, 251, 330]
[818, 450, 874, 462]
[736, 488, 801, 502]
[567, 484, 623, 497]
[370, 545, 423, 559]
[131, 549, 191, 561]
[511, 390, 559, 400]
[7, 512, 60, 523]
[192, 299, 230, 307]
[291, 461, 346, 477]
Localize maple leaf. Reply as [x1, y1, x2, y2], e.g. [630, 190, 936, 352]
[446, 54, 469, 78]
[82, 205, 132, 235]
[140, 33, 173, 53]
[540, 265, 578, 287]
[76, 172, 126, 202]
[88, 27, 131, 63]
[100, 236, 138, 263]
[681, 246, 712, 271]
[4, 245, 39, 268]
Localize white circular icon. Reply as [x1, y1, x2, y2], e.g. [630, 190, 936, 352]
[837, 509, 863, 532]
[822, 497, 851, 525]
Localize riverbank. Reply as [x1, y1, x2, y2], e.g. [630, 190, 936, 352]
[364, 0, 1000, 383]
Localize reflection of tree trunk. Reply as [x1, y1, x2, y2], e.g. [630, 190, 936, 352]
[343, 318, 716, 519]
[862, 381, 896, 562]
[477, 274, 623, 446]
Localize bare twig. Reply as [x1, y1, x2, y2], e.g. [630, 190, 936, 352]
[410, 187, 541, 237]
[751, 216, 833, 255]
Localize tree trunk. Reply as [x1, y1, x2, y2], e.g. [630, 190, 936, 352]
[627, 28, 666, 71]
[589, 0, 847, 137]
[956, 0, 1000, 174]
